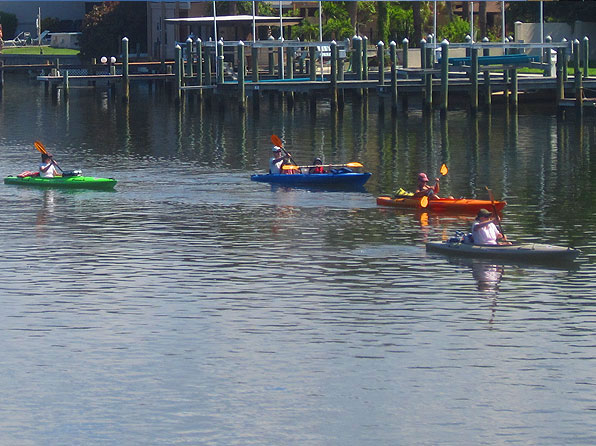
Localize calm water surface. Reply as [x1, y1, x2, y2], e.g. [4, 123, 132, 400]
[0, 76, 595, 445]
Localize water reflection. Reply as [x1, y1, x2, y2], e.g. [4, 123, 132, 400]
[35, 189, 56, 230]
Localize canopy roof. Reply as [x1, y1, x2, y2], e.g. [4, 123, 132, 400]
[165, 15, 304, 27]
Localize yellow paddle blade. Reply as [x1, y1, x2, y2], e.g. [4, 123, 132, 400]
[346, 162, 363, 168]
[34, 141, 48, 155]
[282, 164, 299, 170]
[270, 134, 283, 148]
[440, 163, 448, 176]
[420, 195, 429, 208]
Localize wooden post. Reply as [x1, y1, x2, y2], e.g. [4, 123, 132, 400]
[424, 45, 432, 110]
[286, 46, 294, 80]
[440, 39, 449, 114]
[330, 40, 338, 108]
[174, 44, 182, 104]
[277, 46, 284, 79]
[556, 48, 564, 103]
[401, 38, 409, 77]
[238, 41, 246, 110]
[562, 38, 568, 82]
[186, 37, 194, 77]
[252, 45, 259, 82]
[309, 46, 317, 81]
[63, 69, 69, 98]
[482, 37, 491, 107]
[217, 40, 224, 84]
[122, 37, 129, 103]
[470, 47, 478, 113]
[196, 38, 203, 87]
[377, 41, 385, 86]
[390, 41, 398, 109]
[511, 68, 518, 108]
[574, 39, 583, 111]
[204, 46, 212, 86]
[583, 36, 589, 79]
[268, 41, 275, 75]
[543, 35, 552, 77]
[362, 36, 369, 80]
[353, 36, 362, 79]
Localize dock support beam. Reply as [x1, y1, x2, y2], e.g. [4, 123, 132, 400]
[582, 36, 590, 79]
[309, 46, 317, 81]
[217, 40, 224, 84]
[556, 48, 564, 103]
[186, 38, 194, 77]
[377, 41, 385, 86]
[390, 41, 398, 110]
[238, 41, 246, 110]
[424, 44, 433, 111]
[362, 36, 369, 81]
[440, 40, 449, 114]
[204, 47, 212, 86]
[470, 48, 479, 113]
[573, 39, 583, 112]
[252, 45, 259, 83]
[330, 41, 338, 108]
[122, 37, 129, 103]
[63, 70, 69, 98]
[174, 44, 182, 104]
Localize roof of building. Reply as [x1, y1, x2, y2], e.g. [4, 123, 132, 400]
[165, 15, 304, 27]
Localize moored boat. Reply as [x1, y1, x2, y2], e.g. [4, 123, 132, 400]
[4, 174, 117, 190]
[377, 195, 506, 213]
[426, 240, 580, 264]
[251, 171, 371, 188]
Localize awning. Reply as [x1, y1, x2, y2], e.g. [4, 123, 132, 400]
[165, 15, 303, 27]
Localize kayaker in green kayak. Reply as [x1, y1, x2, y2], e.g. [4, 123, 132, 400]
[39, 153, 60, 178]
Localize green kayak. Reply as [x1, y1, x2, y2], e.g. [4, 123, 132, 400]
[4, 175, 117, 190]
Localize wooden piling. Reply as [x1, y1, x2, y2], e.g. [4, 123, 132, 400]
[286, 46, 294, 80]
[402, 38, 409, 77]
[217, 40, 224, 84]
[63, 70, 69, 97]
[556, 48, 564, 103]
[122, 37, 130, 103]
[196, 39, 203, 98]
[583, 36, 589, 79]
[186, 38, 194, 77]
[511, 68, 518, 108]
[204, 46, 212, 86]
[482, 37, 491, 107]
[252, 45, 259, 82]
[440, 39, 449, 114]
[330, 40, 338, 109]
[424, 45, 433, 110]
[470, 47, 478, 112]
[362, 36, 369, 81]
[377, 41, 385, 87]
[277, 46, 284, 79]
[574, 39, 583, 111]
[390, 41, 398, 110]
[174, 44, 182, 104]
[238, 41, 246, 110]
[309, 46, 317, 81]
[353, 36, 362, 79]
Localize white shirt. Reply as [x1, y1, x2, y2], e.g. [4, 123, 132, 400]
[471, 220, 500, 245]
[39, 162, 58, 178]
[269, 157, 284, 174]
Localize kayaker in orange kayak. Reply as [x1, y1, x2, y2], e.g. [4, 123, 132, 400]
[413, 172, 440, 199]
[471, 208, 509, 245]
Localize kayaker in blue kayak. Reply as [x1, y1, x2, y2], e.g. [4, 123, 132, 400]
[39, 153, 60, 178]
[309, 158, 325, 174]
[269, 146, 289, 174]
[471, 208, 509, 245]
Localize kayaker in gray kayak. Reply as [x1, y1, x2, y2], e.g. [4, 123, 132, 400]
[472, 208, 509, 245]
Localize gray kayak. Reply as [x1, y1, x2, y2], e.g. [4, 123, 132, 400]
[426, 241, 580, 264]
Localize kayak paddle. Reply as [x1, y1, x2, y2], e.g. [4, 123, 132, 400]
[485, 186, 504, 235]
[420, 195, 429, 208]
[440, 163, 448, 176]
[270, 134, 298, 166]
[34, 140, 63, 173]
[282, 162, 364, 170]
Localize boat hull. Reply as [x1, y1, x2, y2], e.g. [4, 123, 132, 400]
[426, 241, 580, 264]
[251, 172, 371, 188]
[4, 175, 117, 190]
[377, 196, 506, 213]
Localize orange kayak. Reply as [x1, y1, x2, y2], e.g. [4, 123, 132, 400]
[376, 196, 507, 213]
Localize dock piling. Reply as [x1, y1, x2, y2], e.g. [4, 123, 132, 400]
[582, 36, 589, 79]
[573, 39, 583, 111]
[377, 41, 385, 86]
[390, 41, 398, 109]
[217, 40, 224, 84]
[238, 41, 246, 110]
[470, 48, 479, 112]
[122, 37, 129, 103]
[440, 39, 449, 114]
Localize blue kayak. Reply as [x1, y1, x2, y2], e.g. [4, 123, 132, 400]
[251, 171, 371, 188]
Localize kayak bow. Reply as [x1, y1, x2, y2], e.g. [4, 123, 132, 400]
[4, 175, 117, 190]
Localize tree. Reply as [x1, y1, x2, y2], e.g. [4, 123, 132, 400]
[377, 1, 389, 44]
[411, 2, 422, 44]
[0, 11, 17, 39]
[478, 1, 487, 40]
[79, 2, 146, 60]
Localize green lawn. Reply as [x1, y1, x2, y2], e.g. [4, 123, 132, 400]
[1, 46, 79, 56]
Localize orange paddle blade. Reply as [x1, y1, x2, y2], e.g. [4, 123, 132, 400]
[34, 141, 48, 155]
[420, 195, 429, 208]
[270, 134, 283, 148]
[346, 162, 364, 168]
[282, 164, 299, 170]
[440, 164, 448, 176]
